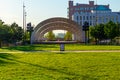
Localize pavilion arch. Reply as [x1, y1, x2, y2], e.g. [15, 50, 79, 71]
[31, 17, 85, 44]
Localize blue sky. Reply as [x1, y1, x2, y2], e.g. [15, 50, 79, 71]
[0, 0, 120, 27]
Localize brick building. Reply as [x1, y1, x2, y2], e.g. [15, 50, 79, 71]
[68, 0, 120, 26]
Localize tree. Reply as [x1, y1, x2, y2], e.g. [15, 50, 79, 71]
[90, 24, 107, 44]
[0, 20, 24, 47]
[90, 21, 120, 44]
[116, 22, 120, 37]
[0, 21, 13, 47]
[90, 26, 97, 43]
[45, 31, 55, 41]
[104, 21, 119, 41]
[10, 22, 24, 43]
[64, 31, 72, 41]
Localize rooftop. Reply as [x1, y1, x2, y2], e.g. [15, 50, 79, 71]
[94, 5, 111, 11]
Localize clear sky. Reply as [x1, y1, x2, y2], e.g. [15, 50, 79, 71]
[0, 0, 120, 27]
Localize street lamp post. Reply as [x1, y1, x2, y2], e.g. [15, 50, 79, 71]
[118, 23, 120, 45]
[23, 3, 27, 43]
[82, 21, 89, 44]
[27, 22, 34, 44]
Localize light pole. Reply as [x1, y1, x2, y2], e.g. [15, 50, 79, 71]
[82, 21, 89, 44]
[23, 3, 25, 32]
[23, 2, 27, 43]
[25, 12, 27, 31]
[27, 22, 34, 44]
[118, 23, 120, 45]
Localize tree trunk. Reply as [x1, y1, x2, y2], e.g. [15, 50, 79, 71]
[0, 40, 2, 48]
[95, 38, 97, 45]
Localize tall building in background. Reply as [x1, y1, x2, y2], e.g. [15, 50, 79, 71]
[68, 0, 120, 26]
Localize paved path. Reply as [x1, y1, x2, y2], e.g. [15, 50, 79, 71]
[51, 50, 120, 53]
[1, 50, 120, 53]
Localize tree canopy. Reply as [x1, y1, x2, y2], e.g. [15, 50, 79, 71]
[90, 21, 120, 44]
[0, 20, 23, 47]
[45, 31, 55, 41]
[10, 22, 24, 42]
[64, 31, 72, 41]
[90, 24, 107, 40]
[104, 21, 119, 40]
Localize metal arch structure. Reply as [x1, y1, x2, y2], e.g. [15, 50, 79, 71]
[31, 17, 85, 44]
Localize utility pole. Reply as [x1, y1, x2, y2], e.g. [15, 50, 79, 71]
[23, 2, 27, 43]
[27, 22, 34, 44]
[25, 12, 27, 31]
[23, 3, 25, 32]
[82, 21, 89, 44]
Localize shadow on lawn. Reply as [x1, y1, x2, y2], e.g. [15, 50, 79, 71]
[0, 53, 17, 66]
[2, 44, 59, 51]
[0, 53, 98, 80]
[13, 59, 99, 80]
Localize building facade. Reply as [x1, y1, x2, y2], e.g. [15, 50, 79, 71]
[68, 0, 120, 26]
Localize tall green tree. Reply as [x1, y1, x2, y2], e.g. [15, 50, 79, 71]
[10, 22, 24, 43]
[0, 21, 24, 47]
[90, 21, 120, 44]
[104, 21, 119, 41]
[0, 21, 13, 47]
[64, 31, 72, 41]
[45, 31, 55, 41]
[90, 24, 107, 41]
[116, 22, 120, 37]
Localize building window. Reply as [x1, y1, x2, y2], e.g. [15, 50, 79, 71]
[75, 8, 79, 11]
[90, 21, 92, 26]
[102, 16, 104, 23]
[80, 16, 82, 20]
[80, 8, 84, 10]
[99, 17, 102, 22]
[76, 16, 79, 21]
[80, 21, 82, 25]
[112, 16, 115, 21]
[83, 16, 85, 20]
[106, 16, 108, 22]
[90, 7, 94, 10]
[93, 16, 95, 21]
[70, 8, 73, 11]
[86, 7, 89, 10]
[86, 16, 89, 20]
[90, 16, 92, 20]
[80, 11, 83, 14]
[116, 16, 118, 21]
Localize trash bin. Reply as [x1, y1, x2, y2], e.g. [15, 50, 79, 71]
[60, 44, 65, 51]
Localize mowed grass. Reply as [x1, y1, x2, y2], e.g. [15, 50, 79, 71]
[0, 52, 120, 80]
[1, 44, 120, 51]
[0, 44, 120, 79]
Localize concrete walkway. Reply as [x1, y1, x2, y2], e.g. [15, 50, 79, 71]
[51, 50, 120, 53]
[1, 50, 120, 53]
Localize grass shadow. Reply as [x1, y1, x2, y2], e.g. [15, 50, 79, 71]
[0, 53, 17, 66]
[2, 45, 35, 51]
[14, 59, 79, 76]
[13, 59, 99, 80]
[0, 53, 99, 79]
[2, 44, 59, 51]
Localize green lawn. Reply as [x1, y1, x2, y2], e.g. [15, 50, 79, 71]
[0, 52, 120, 80]
[0, 44, 120, 80]
[1, 44, 120, 52]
